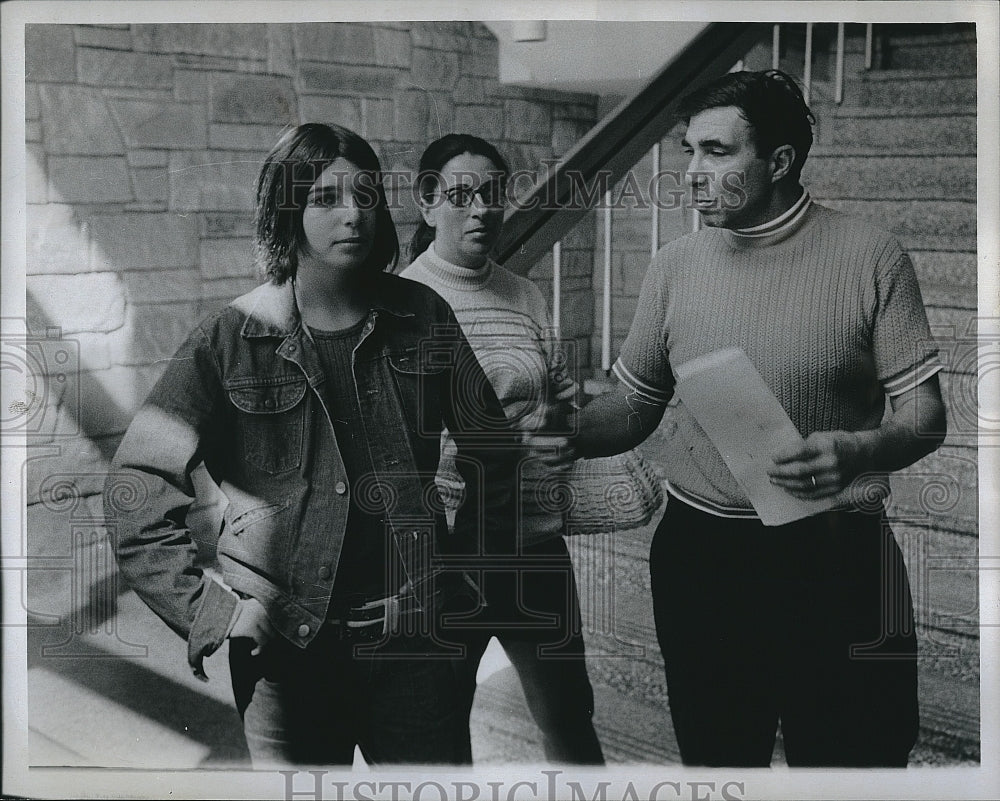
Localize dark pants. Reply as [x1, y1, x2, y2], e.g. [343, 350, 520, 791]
[230, 627, 474, 767]
[469, 536, 605, 765]
[649, 498, 919, 767]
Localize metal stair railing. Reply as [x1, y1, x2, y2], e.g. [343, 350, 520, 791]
[494, 22, 771, 278]
[495, 21, 868, 365]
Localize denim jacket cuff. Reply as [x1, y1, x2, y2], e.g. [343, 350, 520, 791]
[187, 579, 240, 681]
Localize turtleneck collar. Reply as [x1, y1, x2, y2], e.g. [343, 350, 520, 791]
[722, 189, 813, 250]
[417, 242, 496, 290]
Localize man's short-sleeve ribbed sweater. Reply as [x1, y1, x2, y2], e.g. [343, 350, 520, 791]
[614, 197, 941, 517]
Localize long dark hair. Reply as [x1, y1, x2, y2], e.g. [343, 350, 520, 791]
[408, 133, 510, 262]
[254, 123, 399, 284]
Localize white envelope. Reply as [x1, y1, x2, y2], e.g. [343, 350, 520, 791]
[674, 347, 840, 526]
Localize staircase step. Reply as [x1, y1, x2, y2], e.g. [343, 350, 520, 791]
[832, 104, 975, 119]
[820, 199, 976, 252]
[926, 305, 980, 343]
[849, 71, 977, 107]
[910, 251, 977, 289]
[810, 145, 977, 158]
[921, 281, 977, 311]
[889, 453, 978, 540]
[822, 107, 975, 151]
[804, 154, 975, 201]
[927, 307, 980, 336]
[879, 30, 977, 73]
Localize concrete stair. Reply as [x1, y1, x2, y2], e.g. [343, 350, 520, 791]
[803, 152, 975, 201]
[848, 70, 977, 107]
[875, 25, 978, 73]
[820, 105, 976, 151]
[818, 198, 976, 252]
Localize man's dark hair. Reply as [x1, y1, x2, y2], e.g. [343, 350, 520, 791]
[408, 133, 510, 262]
[254, 122, 399, 284]
[677, 69, 816, 180]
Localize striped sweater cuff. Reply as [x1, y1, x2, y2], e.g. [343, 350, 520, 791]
[612, 359, 673, 404]
[882, 351, 944, 397]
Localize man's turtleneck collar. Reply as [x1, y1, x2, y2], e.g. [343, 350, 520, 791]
[417, 242, 495, 290]
[723, 189, 813, 250]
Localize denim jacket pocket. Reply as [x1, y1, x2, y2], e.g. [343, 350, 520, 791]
[226, 376, 307, 474]
[388, 348, 447, 441]
[227, 500, 292, 535]
[218, 500, 295, 588]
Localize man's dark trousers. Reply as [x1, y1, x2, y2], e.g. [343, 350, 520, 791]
[649, 498, 919, 767]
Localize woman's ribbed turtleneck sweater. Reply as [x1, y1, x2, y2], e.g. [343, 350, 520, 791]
[401, 243, 568, 544]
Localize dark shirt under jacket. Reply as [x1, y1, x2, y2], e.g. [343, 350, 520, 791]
[310, 321, 400, 608]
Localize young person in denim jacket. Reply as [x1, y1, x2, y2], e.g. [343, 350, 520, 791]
[104, 123, 518, 767]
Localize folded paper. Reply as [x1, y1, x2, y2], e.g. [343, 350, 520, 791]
[674, 347, 840, 526]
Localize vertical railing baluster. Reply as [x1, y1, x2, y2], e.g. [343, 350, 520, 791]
[865, 23, 874, 70]
[552, 240, 561, 335]
[772, 23, 781, 70]
[803, 22, 814, 104]
[835, 22, 845, 104]
[650, 142, 660, 260]
[601, 190, 612, 372]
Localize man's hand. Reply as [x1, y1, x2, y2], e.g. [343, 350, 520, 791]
[768, 430, 865, 499]
[227, 597, 277, 656]
[768, 377, 946, 501]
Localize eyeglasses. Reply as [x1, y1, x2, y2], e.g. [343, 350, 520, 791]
[441, 180, 507, 209]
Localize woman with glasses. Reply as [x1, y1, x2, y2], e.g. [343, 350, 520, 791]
[105, 123, 518, 767]
[401, 134, 605, 764]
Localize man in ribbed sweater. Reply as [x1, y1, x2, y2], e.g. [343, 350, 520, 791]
[560, 70, 947, 766]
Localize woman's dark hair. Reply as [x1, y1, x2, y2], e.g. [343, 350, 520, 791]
[677, 69, 815, 181]
[254, 122, 399, 284]
[408, 133, 510, 261]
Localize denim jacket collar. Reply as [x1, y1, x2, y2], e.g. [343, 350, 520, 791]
[237, 276, 416, 341]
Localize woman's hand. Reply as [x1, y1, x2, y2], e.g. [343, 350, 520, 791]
[767, 431, 866, 499]
[552, 381, 579, 405]
[227, 597, 277, 656]
[523, 433, 577, 470]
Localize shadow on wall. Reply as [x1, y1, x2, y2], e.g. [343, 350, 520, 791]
[17, 20, 587, 768]
[21, 148, 249, 765]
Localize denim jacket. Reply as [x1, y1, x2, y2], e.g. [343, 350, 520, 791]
[104, 274, 518, 678]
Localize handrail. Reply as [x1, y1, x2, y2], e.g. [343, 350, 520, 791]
[496, 22, 771, 275]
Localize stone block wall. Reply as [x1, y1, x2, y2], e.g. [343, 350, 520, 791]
[23, 22, 598, 534]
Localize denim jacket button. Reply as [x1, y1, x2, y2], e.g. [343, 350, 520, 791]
[335, 481, 347, 495]
[297, 624, 310, 637]
[318, 565, 331, 580]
